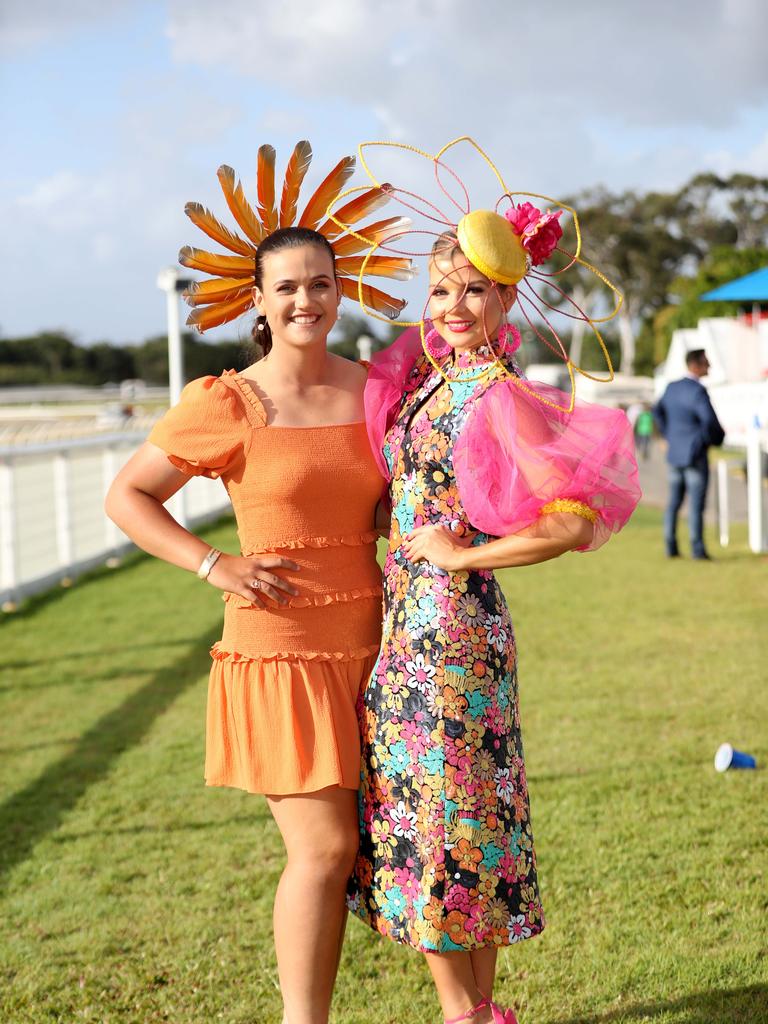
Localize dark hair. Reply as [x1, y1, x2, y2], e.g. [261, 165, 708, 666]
[685, 348, 707, 367]
[251, 227, 337, 358]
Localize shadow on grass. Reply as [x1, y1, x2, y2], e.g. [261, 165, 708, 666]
[1, 636, 201, 673]
[558, 983, 768, 1024]
[48, 814, 263, 842]
[0, 624, 220, 891]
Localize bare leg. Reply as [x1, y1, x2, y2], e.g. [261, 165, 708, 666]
[424, 951, 493, 1023]
[470, 946, 498, 999]
[267, 786, 358, 1024]
[334, 908, 349, 980]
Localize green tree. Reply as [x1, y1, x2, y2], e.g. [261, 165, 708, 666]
[0, 331, 88, 385]
[565, 172, 768, 374]
[83, 342, 136, 383]
[565, 188, 696, 374]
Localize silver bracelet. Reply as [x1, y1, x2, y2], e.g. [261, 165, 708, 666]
[196, 547, 222, 580]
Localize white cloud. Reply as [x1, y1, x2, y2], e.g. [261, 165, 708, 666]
[0, 0, 139, 51]
[4, 0, 767, 343]
[161, 0, 768, 204]
[705, 129, 768, 177]
[0, 77, 243, 342]
[260, 108, 314, 137]
[167, 0, 768, 132]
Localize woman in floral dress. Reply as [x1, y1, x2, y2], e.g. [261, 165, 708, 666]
[348, 224, 640, 1024]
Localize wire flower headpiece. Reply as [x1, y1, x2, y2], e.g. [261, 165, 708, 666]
[178, 140, 414, 332]
[326, 137, 623, 412]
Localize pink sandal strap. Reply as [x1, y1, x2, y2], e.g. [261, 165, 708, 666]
[444, 998, 490, 1024]
[443, 996, 519, 1024]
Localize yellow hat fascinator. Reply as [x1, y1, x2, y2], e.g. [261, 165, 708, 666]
[326, 137, 623, 411]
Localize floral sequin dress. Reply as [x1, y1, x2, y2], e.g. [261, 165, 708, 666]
[348, 347, 545, 953]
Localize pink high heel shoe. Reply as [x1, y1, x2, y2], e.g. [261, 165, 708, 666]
[444, 996, 519, 1024]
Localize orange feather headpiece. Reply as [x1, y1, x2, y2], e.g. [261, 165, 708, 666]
[179, 140, 413, 332]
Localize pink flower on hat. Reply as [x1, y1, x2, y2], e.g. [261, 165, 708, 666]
[505, 202, 541, 235]
[504, 202, 563, 266]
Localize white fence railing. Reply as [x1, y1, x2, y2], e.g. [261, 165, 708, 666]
[0, 432, 232, 609]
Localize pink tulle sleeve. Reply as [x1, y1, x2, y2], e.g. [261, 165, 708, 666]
[364, 327, 425, 479]
[453, 378, 642, 551]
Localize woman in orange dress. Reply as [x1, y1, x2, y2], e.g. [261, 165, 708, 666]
[105, 143, 412, 1024]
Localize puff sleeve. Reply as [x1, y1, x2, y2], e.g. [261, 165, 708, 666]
[148, 374, 249, 479]
[364, 326, 425, 479]
[453, 378, 641, 551]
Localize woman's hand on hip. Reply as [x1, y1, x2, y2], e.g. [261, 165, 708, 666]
[207, 553, 301, 607]
[403, 525, 473, 571]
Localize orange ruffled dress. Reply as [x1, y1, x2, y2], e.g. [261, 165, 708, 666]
[148, 369, 384, 795]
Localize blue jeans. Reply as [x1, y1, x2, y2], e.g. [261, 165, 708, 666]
[664, 458, 709, 556]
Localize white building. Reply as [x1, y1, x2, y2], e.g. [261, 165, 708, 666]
[655, 317, 768, 444]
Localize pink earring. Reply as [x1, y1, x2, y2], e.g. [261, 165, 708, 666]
[423, 326, 451, 360]
[497, 322, 521, 354]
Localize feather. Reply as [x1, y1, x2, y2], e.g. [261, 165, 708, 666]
[331, 216, 412, 257]
[317, 185, 390, 239]
[186, 291, 254, 332]
[256, 144, 278, 233]
[183, 277, 253, 307]
[298, 155, 355, 230]
[179, 245, 257, 278]
[279, 140, 313, 227]
[217, 165, 264, 245]
[339, 277, 406, 320]
[335, 255, 414, 281]
[184, 203, 256, 257]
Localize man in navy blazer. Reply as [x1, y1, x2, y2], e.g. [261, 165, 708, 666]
[653, 349, 725, 559]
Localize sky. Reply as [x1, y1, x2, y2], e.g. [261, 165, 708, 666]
[2, 0, 768, 346]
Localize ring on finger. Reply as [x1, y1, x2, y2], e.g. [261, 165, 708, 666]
[251, 578, 263, 591]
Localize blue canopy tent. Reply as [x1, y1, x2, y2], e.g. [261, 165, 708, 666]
[700, 266, 768, 302]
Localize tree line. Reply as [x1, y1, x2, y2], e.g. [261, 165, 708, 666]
[1, 171, 766, 386]
[0, 316, 391, 388]
[567, 171, 768, 374]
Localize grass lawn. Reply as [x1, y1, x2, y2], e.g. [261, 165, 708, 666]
[1, 506, 766, 1024]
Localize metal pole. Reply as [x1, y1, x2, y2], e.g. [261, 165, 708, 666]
[746, 427, 767, 553]
[157, 267, 187, 407]
[716, 459, 729, 548]
[167, 286, 184, 407]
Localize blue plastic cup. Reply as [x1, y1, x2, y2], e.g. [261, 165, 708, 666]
[714, 743, 757, 772]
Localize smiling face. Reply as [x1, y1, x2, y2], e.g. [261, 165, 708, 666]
[253, 243, 341, 348]
[428, 247, 515, 353]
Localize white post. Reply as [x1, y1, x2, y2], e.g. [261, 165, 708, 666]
[102, 446, 122, 557]
[53, 451, 74, 578]
[157, 267, 186, 408]
[716, 459, 729, 548]
[166, 286, 184, 408]
[746, 427, 767, 553]
[0, 457, 17, 605]
[357, 334, 373, 363]
[157, 267, 192, 528]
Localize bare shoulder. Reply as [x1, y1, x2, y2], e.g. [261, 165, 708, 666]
[329, 353, 368, 389]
